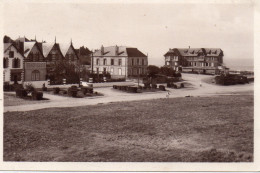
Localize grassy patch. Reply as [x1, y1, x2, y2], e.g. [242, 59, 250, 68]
[4, 95, 253, 162]
[4, 93, 49, 107]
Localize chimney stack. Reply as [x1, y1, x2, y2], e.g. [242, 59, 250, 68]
[101, 45, 104, 55]
[115, 45, 119, 55]
[189, 46, 190, 49]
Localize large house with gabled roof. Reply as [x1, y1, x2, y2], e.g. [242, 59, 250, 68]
[93, 45, 148, 79]
[3, 43, 25, 84]
[164, 47, 224, 74]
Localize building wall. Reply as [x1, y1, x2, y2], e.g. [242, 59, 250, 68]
[3, 45, 24, 83]
[24, 62, 46, 81]
[92, 56, 127, 78]
[127, 57, 148, 76]
[24, 44, 46, 81]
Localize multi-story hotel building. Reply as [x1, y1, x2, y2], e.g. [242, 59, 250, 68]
[164, 47, 224, 74]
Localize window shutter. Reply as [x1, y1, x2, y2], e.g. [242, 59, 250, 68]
[18, 59, 21, 68]
[7, 58, 9, 68]
[12, 59, 15, 68]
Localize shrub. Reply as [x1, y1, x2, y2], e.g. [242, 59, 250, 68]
[173, 84, 177, 89]
[53, 87, 60, 94]
[159, 85, 166, 91]
[81, 87, 93, 94]
[127, 86, 138, 93]
[16, 88, 27, 98]
[32, 91, 43, 100]
[42, 86, 47, 91]
[152, 84, 157, 89]
[24, 83, 35, 94]
[63, 90, 67, 94]
[68, 85, 78, 97]
[180, 83, 184, 88]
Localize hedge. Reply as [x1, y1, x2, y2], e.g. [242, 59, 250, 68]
[32, 91, 43, 100]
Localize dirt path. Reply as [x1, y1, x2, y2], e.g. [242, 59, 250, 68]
[4, 74, 253, 112]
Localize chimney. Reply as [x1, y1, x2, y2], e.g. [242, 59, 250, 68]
[115, 45, 119, 55]
[189, 46, 190, 49]
[101, 45, 104, 55]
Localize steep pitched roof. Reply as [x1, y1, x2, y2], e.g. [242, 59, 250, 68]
[23, 42, 36, 57]
[59, 43, 71, 57]
[41, 42, 55, 57]
[4, 43, 25, 58]
[93, 46, 147, 57]
[15, 36, 29, 42]
[165, 48, 223, 57]
[4, 43, 12, 52]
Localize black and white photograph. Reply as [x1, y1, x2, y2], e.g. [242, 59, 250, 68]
[1, 0, 259, 171]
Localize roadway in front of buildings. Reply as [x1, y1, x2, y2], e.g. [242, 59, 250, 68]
[4, 73, 254, 113]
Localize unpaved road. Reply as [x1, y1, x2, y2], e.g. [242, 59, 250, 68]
[4, 73, 253, 112]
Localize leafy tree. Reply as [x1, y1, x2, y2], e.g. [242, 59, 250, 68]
[147, 65, 160, 78]
[160, 66, 176, 77]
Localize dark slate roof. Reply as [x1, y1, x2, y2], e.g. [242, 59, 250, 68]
[126, 48, 147, 57]
[93, 46, 147, 57]
[164, 48, 223, 57]
[15, 36, 29, 42]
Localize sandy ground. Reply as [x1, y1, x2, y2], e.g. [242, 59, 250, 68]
[4, 73, 253, 112]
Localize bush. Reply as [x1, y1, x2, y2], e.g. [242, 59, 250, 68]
[81, 87, 93, 94]
[53, 87, 60, 94]
[159, 85, 166, 91]
[68, 85, 78, 97]
[42, 86, 47, 91]
[152, 84, 157, 89]
[173, 84, 177, 89]
[215, 74, 248, 85]
[127, 86, 138, 93]
[63, 90, 67, 94]
[180, 83, 184, 88]
[25, 83, 35, 94]
[32, 91, 43, 100]
[16, 88, 27, 98]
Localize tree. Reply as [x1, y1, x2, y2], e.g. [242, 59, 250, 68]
[147, 65, 160, 78]
[160, 66, 176, 77]
[50, 61, 81, 84]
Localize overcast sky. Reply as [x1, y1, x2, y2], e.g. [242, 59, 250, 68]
[3, 1, 254, 67]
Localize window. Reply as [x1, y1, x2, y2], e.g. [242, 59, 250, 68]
[103, 67, 106, 73]
[9, 51, 14, 58]
[132, 59, 134, 66]
[103, 59, 107, 65]
[96, 67, 99, 73]
[31, 70, 40, 81]
[118, 68, 122, 75]
[96, 59, 99, 65]
[139, 68, 142, 74]
[3, 58, 8, 68]
[119, 59, 122, 66]
[111, 59, 114, 65]
[110, 68, 114, 74]
[13, 58, 20, 68]
[142, 59, 144, 65]
[137, 59, 139, 65]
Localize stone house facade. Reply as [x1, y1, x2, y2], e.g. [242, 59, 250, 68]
[92, 45, 148, 79]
